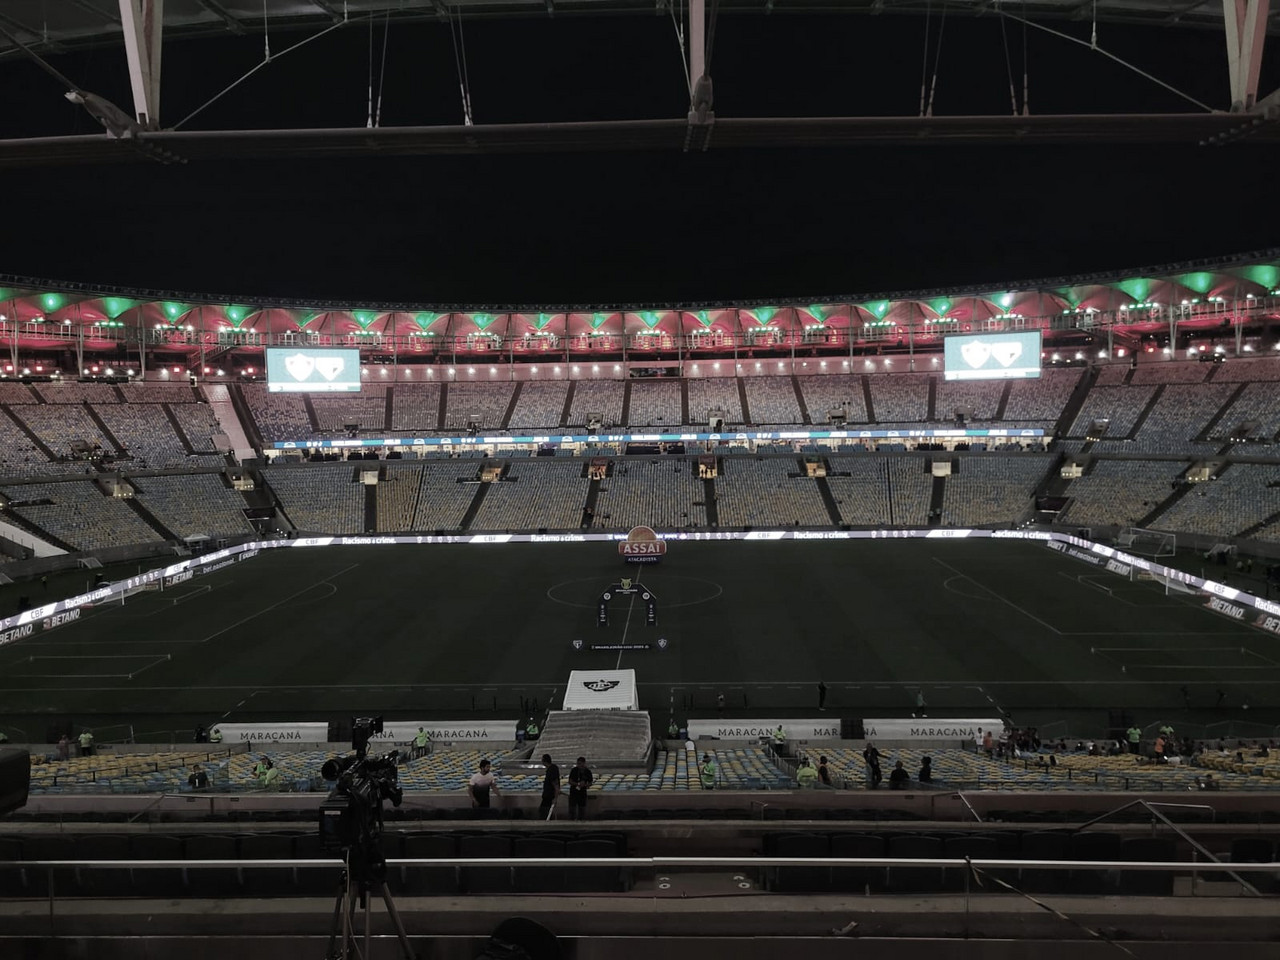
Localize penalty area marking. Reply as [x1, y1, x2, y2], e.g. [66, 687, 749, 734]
[8, 653, 172, 679]
[546, 575, 723, 610]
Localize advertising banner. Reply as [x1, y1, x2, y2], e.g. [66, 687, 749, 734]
[209, 722, 330, 743]
[368, 720, 516, 742]
[686, 718, 841, 739]
[862, 718, 1004, 740]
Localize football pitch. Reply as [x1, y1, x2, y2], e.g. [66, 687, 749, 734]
[1, 539, 1277, 742]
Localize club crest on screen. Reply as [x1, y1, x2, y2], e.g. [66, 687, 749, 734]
[285, 353, 316, 381]
[990, 340, 1023, 367]
[960, 340, 992, 368]
[315, 355, 346, 380]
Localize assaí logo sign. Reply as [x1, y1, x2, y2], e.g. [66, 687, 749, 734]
[619, 525, 667, 562]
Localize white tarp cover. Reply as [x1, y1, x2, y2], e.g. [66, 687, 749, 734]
[562, 669, 639, 710]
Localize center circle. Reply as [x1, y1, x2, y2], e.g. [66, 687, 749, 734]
[546, 575, 724, 610]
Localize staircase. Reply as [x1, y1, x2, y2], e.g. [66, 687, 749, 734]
[926, 375, 937, 421]
[437, 381, 449, 430]
[680, 379, 690, 425]
[383, 387, 394, 430]
[814, 474, 842, 525]
[927, 472, 946, 526]
[582, 473, 602, 528]
[736, 377, 751, 424]
[301, 395, 321, 433]
[458, 481, 491, 531]
[994, 381, 1013, 420]
[1126, 384, 1165, 439]
[861, 375, 876, 423]
[82, 403, 125, 456]
[364, 484, 377, 533]
[1136, 464, 1221, 529]
[703, 477, 719, 527]
[161, 404, 198, 455]
[560, 380, 576, 428]
[1197, 382, 1248, 441]
[501, 382, 523, 429]
[1054, 366, 1097, 438]
[619, 381, 633, 427]
[122, 495, 178, 541]
[2, 405, 57, 460]
[790, 374, 812, 425]
[203, 384, 257, 461]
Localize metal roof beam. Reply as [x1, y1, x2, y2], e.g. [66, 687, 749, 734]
[68, 0, 121, 24]
[1224, 0, 1270, 110]
[0, 10, 67, 53]
[1164, 0, 1209, 24]
[306, 0, 345, 22]
[194, 0, 245, 35]
[118, 0, 163, 128]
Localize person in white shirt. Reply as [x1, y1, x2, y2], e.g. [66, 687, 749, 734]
[468, 759, 501, 810]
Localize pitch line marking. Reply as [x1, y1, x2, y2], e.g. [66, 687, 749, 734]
[615, 572, 642, 670]
[933, 557, 1064, 635]
[197, 563, 359, 644]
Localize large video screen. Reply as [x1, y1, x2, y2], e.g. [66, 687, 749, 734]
[943, 331, 1042, 381]
[265, 348, 362, 393]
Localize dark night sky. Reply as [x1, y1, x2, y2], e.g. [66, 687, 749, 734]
[0, 12, 1276, 305]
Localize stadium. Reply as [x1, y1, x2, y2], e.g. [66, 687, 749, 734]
[3, 2, 1280, 959]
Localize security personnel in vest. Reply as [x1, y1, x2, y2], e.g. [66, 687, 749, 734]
[209, 727, 223, 744]
[699, 753, 718, 790]
[413, 726, 432, 759]
[78, 729, 95, 757]
[526, 719, 540, 740]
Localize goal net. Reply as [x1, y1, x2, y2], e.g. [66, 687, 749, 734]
[1117, 527, 1176, 558]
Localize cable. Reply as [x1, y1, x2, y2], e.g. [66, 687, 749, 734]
[449, 7, 474, 126]
[374, 5, 393, 128]
[918, 0, 931, 117]
[999, 7, 1018, 115]
[998, 10, 1214, 113]
[263, 0, 270, 62]
[669, 0, 691, 95]
[366, 13, 374, 128]
[1021, 0, 1029, 115]
[173, 16, 360, 130]
[924, 1, 947, 118]
[705, 0, 722, 74]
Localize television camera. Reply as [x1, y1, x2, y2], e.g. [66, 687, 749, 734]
[318, 716, 415, 960]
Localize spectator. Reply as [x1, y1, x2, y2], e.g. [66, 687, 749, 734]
[567, 756, 592, 820]
[796, 759, 818, 788]
[982, 730, 994, 757]
[889, 761, 910, 790]
[863, 742, 883, 789]
[194, 725, 208, 744]
[817, 680, 828, 711]
[667, 719, 679, 738]
[188, 764, 209, 789]
[817, 755, 832, 787]
[539, 753, 560, 820]
[468, 759, 501, 810]
[918, 756, 933, 783]
[252, 756, 273, 779]
[78, 729, 95, 757]
[56, 734, 70, 761]
[1153, 735, 1167, 764]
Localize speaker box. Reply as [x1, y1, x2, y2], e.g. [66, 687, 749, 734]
[0, 747, 31, 816]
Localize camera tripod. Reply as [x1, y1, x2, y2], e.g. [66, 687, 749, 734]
[325, 847, 416, 960]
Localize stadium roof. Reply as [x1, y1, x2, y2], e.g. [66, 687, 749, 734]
[0, 0, 1275, 164]
[0, 250, 1274, 348]
[0, 0, 1274, 55]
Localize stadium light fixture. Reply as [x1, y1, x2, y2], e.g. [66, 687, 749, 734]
[1098, 350, 1108, 358]
[105, 368, 113, 375]
[1243, 345, 1254, 352]
[20, 368, 28, 375]
[1116, 348, 1126, 357]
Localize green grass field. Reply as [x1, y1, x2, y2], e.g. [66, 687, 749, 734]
[1, 539, 1277, 743]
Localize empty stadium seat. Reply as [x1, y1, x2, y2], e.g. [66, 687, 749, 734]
[770, 832, 830, 893]
[401, 833, 460, 895]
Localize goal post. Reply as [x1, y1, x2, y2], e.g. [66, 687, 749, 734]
[1117, 527, 1176, 558]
